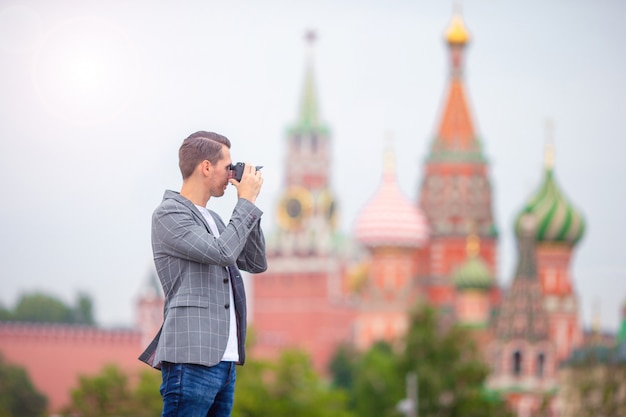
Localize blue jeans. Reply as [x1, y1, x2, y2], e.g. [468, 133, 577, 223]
[160, 361, 236, 417]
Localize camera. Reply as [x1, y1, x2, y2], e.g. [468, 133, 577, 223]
[229, 162, 263, 182]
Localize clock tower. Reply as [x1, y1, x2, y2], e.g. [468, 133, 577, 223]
[271, 30, 338, 256]
[251, 31, 353, 374]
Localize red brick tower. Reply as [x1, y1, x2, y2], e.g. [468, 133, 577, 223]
[352, 145, 429, 350]
[251, 31, 353, 373]
[487, 215, 557, 416]
[514, 137, 585, 363]
[418, 12, 498, 320]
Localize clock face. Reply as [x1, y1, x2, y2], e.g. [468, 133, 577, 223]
[286, 198, 302, 218]
[276, 186, 313, 230]
[317, 188, 337, 230]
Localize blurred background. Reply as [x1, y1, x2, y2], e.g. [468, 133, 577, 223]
[1, 0, 623, 332]
[1, 1, 626, 415]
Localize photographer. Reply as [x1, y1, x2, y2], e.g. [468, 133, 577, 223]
[139, 130, 267, 417]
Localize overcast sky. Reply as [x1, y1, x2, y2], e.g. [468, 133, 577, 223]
[0, 0, 624, 333]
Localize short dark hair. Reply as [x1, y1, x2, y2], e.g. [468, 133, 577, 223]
[178, 131, 231, 179]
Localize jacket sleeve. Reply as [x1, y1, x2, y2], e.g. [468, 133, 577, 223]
[152, 198, 264, 267]
[236, 216, 267, 273]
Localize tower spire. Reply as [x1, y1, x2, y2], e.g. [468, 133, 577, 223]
[294, 30, 322, 134]
[383, 131, 396, 179]
[418, 10, 498, 296]
[271, 30, 336, 253]
[429, 10, 480, 160]
[544, 119, 555, 171]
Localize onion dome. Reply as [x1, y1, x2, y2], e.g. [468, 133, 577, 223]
[453, 234, 492, 289]
[354, 147, 429, 248]
[445, 12, 470, 45]
[514, 143, 585, 245]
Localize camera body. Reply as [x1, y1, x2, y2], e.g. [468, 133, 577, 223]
[229, 162, 263, 181]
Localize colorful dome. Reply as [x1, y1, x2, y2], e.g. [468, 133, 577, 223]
[354, 148, 429, 248]
[445, 13, 470, 45]
[453, 235, 492, 289]
[514, 144, 585, 245]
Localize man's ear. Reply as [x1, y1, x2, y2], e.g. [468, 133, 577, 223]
[201, 160, 212, 176]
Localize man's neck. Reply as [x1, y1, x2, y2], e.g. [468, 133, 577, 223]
[180, 182, 210, 207]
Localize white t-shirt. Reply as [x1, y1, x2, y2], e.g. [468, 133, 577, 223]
[195, 205, 239, 363]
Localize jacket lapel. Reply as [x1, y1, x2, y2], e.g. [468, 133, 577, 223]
[166, 190, 213, 235]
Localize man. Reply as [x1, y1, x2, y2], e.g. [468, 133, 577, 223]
[139, 130, 267, 417]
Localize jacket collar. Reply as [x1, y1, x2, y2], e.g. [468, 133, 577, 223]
[162, 190, 213, 234]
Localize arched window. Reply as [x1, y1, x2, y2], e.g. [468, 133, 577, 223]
[536, 353, 545, 377]
[512, 350, 522, 376]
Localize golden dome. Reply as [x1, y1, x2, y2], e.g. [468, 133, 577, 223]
[445, 13, 470, 45]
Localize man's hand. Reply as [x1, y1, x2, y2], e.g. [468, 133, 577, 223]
[230, 161, 263, 204]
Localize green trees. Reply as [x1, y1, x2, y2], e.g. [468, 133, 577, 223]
[400, 307, 511, 417]
[0, 354, 47, 417]
[61, 352, 355, 417]
[1, 292, 95, 324]
[0, 305, 11, 321]
[329, 306, 514, 417]
[233, 349, 355, 417]
[349, 341, 404, 417]
[62, 365, 161, 417]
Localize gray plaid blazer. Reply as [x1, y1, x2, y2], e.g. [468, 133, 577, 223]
[139, 190, 267, 369]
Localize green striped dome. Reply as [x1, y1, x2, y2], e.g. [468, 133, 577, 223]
[515, 167, 585, 245]
[453, 255, 492, 289]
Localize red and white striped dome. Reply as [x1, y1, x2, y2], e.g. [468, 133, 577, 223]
[353, 148, 429, 248]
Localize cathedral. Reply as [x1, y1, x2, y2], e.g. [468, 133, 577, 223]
[250, 11, 588, 417]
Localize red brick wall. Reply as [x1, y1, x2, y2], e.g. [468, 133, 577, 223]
[0, 323, 148, 413]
